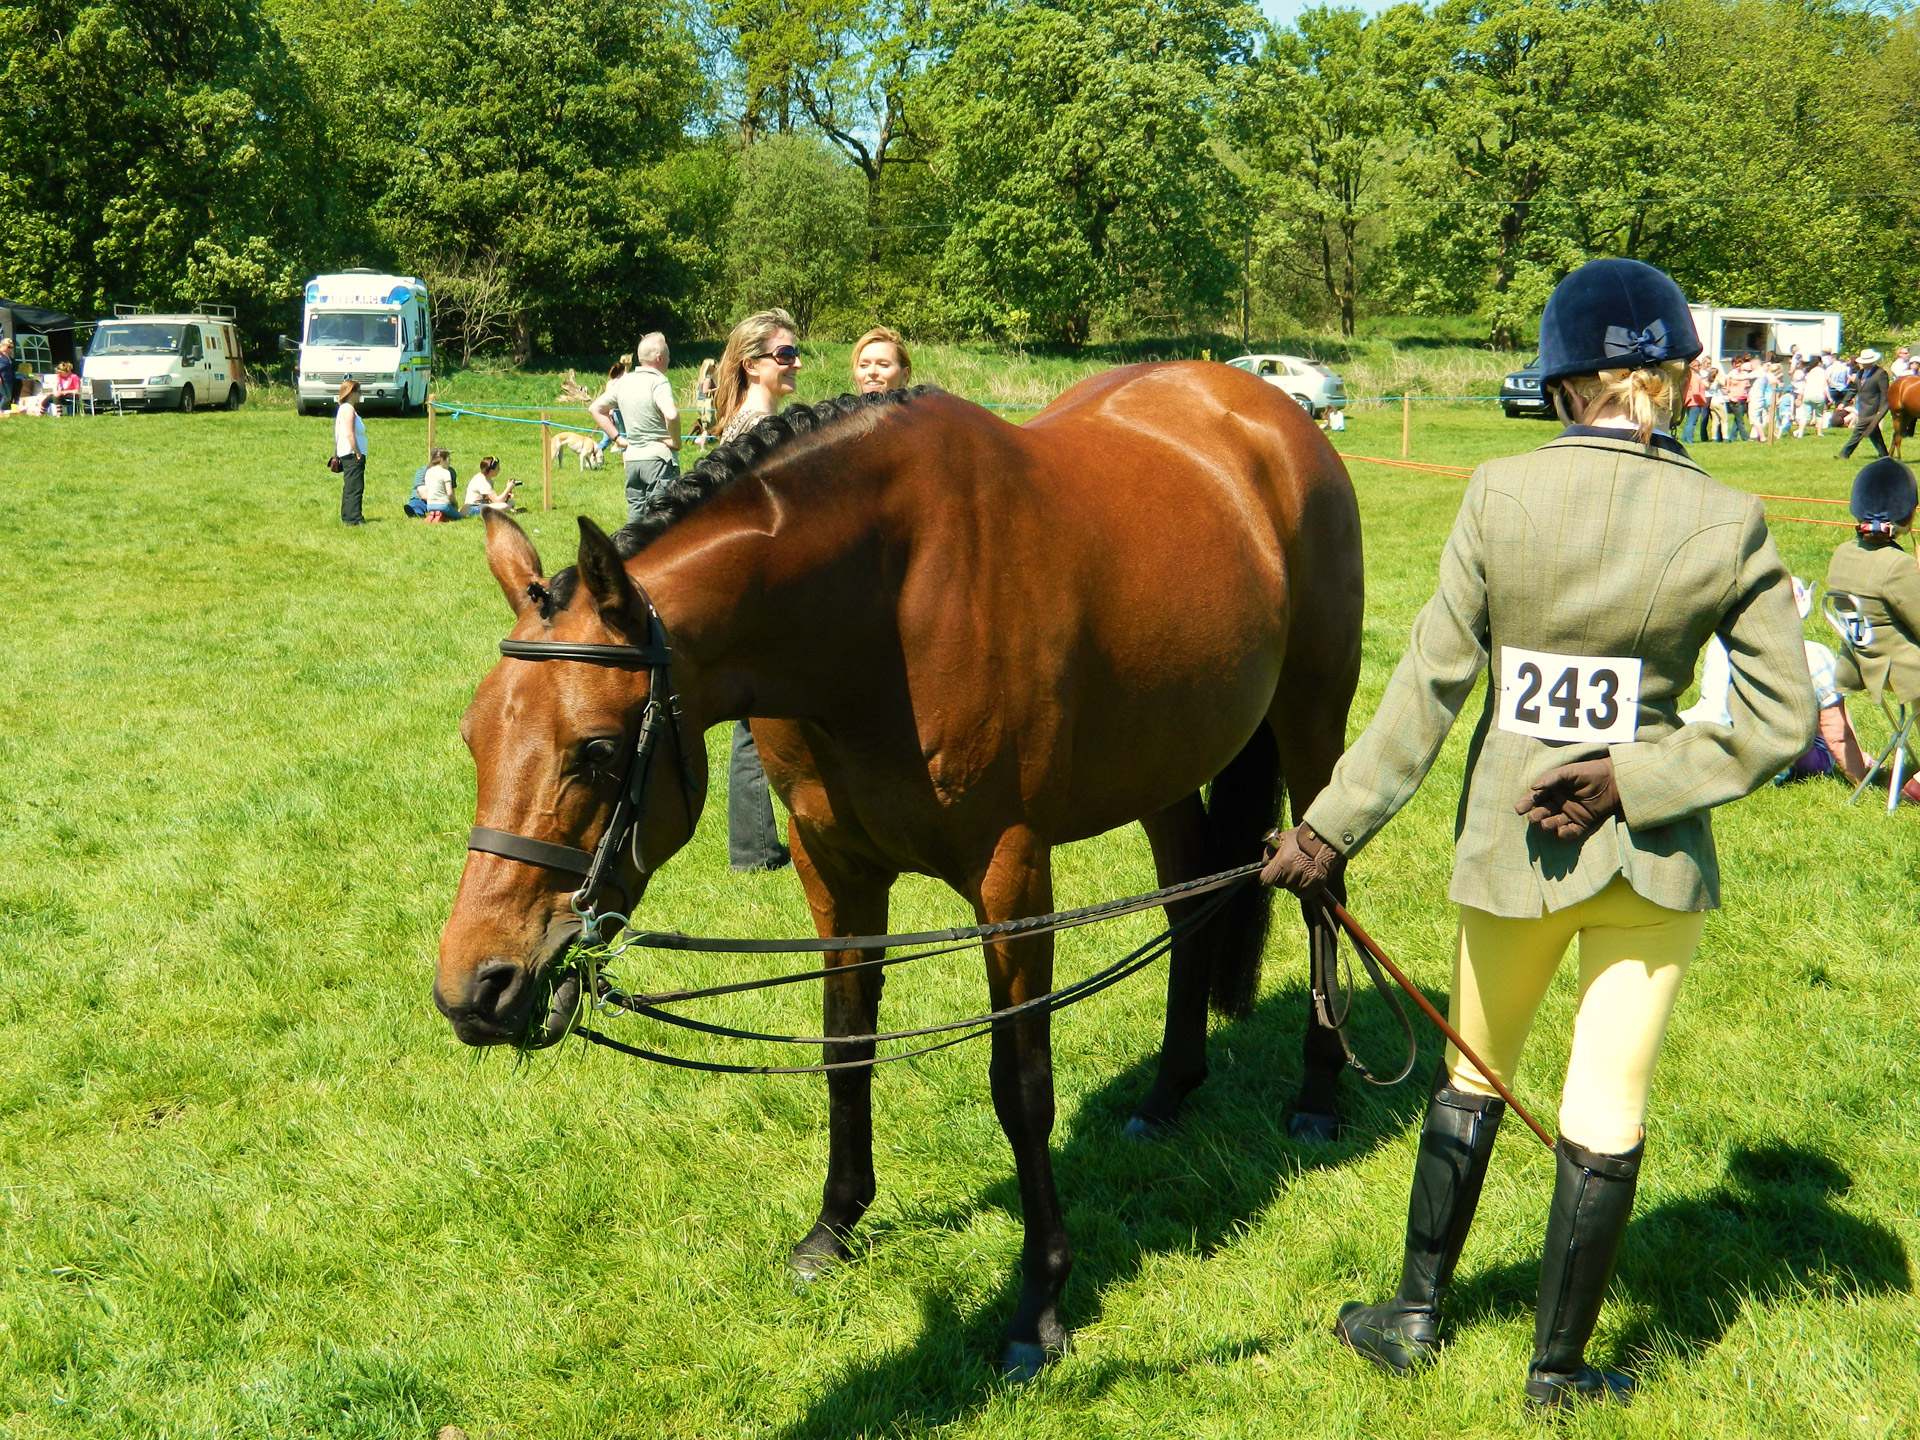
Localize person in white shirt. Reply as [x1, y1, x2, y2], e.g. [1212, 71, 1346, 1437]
[463, 454, 518, 515]
[1798, 358, 1829, 437]
[1892, 346, 1915, 379]
[334, 380, 367, 525]
[589, 332, 680, 523]
[408, 447, 463, 520]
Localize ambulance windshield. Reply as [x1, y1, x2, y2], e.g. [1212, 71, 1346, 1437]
[307, 312, 398, 348]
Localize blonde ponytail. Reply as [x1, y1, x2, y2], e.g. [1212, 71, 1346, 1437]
[1556, 360, 1688, 444]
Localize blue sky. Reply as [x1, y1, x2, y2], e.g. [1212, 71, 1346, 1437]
[1260, 0, 1394, 25]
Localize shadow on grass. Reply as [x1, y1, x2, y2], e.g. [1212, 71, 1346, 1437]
[1448, 1142, 1909, 1365]
[774, 978, 1437, 1439]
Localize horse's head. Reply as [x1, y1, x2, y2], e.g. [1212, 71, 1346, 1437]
[434, 513, 709, 1048]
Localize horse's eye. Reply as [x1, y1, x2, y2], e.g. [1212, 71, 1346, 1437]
[580, 738, 622, 773]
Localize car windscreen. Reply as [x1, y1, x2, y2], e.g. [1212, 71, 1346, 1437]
[88, 323, 186, 358]
[307, 312, 398, 348]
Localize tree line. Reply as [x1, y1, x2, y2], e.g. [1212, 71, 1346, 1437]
[2, 0, 1916, 359]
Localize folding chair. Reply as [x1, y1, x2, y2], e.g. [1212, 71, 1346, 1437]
[1823, 590, 1914, 811]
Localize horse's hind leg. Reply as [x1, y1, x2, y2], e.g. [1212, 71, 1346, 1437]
[1271, 683, 1358, 1143]
[974, 827, 1071, 1377]
[787, 825, 895, 1279]
[1129, 792, 1214, 1139]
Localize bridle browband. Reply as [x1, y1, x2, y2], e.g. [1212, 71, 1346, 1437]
[467, 608, 700, 933]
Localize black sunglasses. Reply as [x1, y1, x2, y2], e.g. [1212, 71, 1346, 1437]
[757, 345, 801, 365]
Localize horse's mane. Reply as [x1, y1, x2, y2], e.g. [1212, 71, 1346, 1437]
[610, 384, 938, 559]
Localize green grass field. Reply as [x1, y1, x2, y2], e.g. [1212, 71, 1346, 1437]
[1, 382, 1915, 1439]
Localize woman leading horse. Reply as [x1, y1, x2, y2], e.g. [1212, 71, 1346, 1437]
[433, 362, 1364, 1374]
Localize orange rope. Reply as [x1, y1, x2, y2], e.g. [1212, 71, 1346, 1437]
[1336, 452, 1474, 478]
[1756, 493, 1850, 507]
[1765, 513, 1855, 528]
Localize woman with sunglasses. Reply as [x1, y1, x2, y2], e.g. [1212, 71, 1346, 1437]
[705, 309, 804, 871]
[713, 309, 803, 448]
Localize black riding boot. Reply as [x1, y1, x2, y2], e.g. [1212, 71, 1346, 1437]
[1525, 1136, 1642, 1409]
[1335, 1067, 1505, 1373]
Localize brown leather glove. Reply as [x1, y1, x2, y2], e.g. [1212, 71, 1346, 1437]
[1260, 823, 1341, 897]
[1515, 758, 1621, 841]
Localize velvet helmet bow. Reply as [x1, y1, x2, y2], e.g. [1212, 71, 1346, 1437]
[1537, 258, 1702, 387]
[1850, 456, 1917, 535]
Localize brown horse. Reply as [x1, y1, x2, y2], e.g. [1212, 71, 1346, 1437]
[435, 363, 1364, 1374]
[1888, 374, 1920, 458]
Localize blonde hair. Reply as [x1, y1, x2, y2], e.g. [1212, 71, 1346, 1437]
[713, 309, 797, 430]
[1554, 360, 1687, 445]
[851, 326, 912, 388]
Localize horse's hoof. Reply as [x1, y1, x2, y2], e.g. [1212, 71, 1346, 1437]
[1288, 1111, 1341, 1144]
[999, 1339, 1061, 1382]
[1123, 1113, 1173, 1144]
[789, 1230, 848, 1285]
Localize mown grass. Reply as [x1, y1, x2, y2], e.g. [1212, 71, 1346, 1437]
[0, 389, 1915, 1439]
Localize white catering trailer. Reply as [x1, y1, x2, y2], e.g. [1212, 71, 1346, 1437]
[1687, 304, 1842, 368]
[285, 271, 433, 415]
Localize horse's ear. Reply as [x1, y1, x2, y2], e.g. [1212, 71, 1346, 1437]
[576, 516, 644, 638]
[485, 511, 544, 617]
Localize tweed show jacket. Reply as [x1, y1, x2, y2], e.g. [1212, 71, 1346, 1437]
[1304, 432, 1817, 918]
[1826, 536, 1920, 707]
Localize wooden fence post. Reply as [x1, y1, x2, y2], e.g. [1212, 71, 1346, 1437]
[1402, 392, 1412, 460]
[426, 392, 436, 460]
[541, 411, 553, 511]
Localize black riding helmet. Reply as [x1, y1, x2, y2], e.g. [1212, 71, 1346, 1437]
[1850, 456, 1918, 531]
[1537, 258, 1703, 386]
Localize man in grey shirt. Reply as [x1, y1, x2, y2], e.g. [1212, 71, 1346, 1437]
[590, 331, 681, 523]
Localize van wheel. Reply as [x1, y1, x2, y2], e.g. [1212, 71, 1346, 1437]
[179, 385, 195, 413]
[295, 396, 313, 417]
[226, 385, 245, 411]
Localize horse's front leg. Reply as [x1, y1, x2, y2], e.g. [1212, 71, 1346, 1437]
[787, 824, 895, 1279]
[975, 827, 1072, 1378]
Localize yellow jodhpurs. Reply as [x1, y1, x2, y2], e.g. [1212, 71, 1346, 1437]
[1447, 876, 1705, 1154]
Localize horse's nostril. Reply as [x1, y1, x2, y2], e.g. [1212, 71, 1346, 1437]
[469, 959, 527, 1021]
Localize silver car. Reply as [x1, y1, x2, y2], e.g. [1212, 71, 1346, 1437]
[1225, 353, 1348, 417]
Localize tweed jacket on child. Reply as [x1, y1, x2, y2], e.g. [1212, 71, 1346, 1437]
[1305, 432, 1817, 918]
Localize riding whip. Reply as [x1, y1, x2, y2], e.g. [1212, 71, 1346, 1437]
[1327, 900, 1555, 1151]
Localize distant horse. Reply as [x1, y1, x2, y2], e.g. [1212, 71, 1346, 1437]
[435, 365, 1365, 1374]
[1888, 375, 1920, 458]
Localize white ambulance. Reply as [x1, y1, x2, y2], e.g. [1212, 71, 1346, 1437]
[285, 272, 433, 415]
[82, 305, 247, 412]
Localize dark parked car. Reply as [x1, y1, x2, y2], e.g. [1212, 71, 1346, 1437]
[1501, 356, 1552, 418]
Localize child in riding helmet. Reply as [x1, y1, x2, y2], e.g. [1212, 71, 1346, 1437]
[1264, 258, 1815, 1409]
[1826, 456, 1920, 730]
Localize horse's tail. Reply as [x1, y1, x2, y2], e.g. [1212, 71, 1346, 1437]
[1204, 723, 1283, 1017]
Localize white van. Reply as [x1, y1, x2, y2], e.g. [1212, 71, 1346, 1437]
[286, 272, 432, 415]
[82, 305, 247, 412]
[1687, 304, 1842, 368]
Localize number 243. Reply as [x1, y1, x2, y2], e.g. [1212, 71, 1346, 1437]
[1513, 662, 1621, 730]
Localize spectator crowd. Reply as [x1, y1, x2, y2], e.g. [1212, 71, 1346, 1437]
[1679, 344, 1910, 457]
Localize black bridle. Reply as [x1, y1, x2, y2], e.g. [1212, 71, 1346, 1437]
[466, 609, 701, 936]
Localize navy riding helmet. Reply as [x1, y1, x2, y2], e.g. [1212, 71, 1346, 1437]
[1850, 456, 1918, 530]
[1537, 258, 1703, 386]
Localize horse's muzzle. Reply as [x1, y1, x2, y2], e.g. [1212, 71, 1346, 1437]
[434, 916, 583, 1047]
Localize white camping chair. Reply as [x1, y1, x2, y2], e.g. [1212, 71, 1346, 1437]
[1823, 590, 1915, 812]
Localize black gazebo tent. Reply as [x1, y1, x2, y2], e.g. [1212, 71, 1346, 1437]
[0, 299, 80, 369]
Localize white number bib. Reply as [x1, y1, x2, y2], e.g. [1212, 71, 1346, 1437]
[1497, 646, 1641, 744]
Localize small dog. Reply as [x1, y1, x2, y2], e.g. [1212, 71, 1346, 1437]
[550, 430, 605, 471]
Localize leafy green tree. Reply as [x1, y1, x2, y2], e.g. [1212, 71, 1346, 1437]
[926, 0, 1257, 345]
[1232, 5, 1414, 335]
[714, 0, 932, 310]
[1381, 0, 1667, 346]
[725, 134, 867, 335]
[0, 0, 338, 345]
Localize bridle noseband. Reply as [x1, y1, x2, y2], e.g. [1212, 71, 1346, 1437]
[467, 610, 700, 936]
